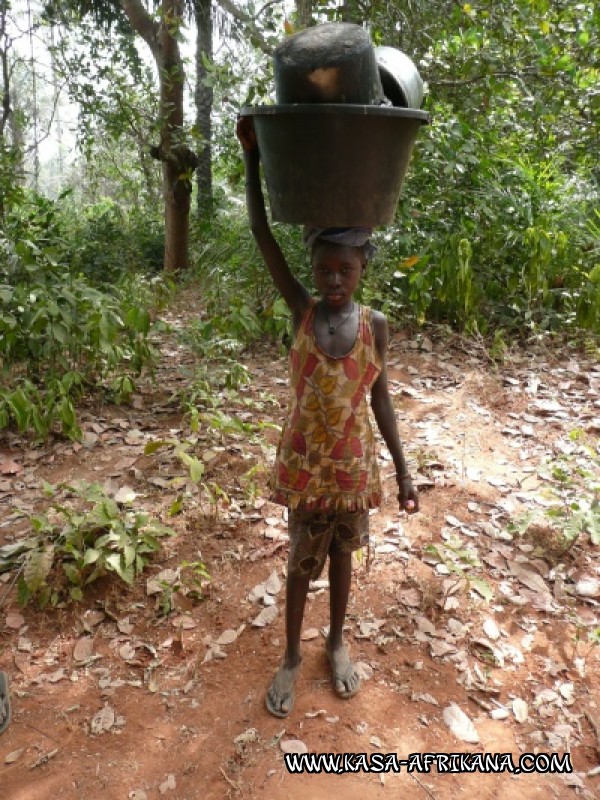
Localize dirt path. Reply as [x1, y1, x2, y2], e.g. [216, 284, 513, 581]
[1, 295, 599, 800]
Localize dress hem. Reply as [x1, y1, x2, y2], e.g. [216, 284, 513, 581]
[270, 490, 381, 513]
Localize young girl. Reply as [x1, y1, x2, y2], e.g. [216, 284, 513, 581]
[237, 118, 418, 718]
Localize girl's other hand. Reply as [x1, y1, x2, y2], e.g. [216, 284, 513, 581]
[236, 116, 258, 152]
[397, 476, 419, 514]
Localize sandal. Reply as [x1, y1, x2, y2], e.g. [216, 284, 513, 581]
[0, 671, 11, 734]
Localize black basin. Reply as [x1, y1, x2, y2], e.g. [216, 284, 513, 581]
[242, 104, 429, 227]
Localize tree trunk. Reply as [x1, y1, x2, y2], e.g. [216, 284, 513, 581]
[193, 0, 213, 217]
[295, 0, 313, 30]
[120, 0, 197, 272]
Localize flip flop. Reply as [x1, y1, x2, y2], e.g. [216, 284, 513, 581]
[327, 647, 362, 700]
[265, 664, 299, 718]
[265, 686, 294, 719]
[0, 671, 11, 735]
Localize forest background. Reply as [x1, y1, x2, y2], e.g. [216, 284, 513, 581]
[0, 0, 598, 440]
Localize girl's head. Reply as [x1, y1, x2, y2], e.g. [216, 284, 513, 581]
[304, 227, 374, 307]
[310, 239, 365, 308]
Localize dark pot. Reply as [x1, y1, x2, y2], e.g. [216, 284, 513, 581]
[273, 23, 384, 105]
[242, 104, 429, 227]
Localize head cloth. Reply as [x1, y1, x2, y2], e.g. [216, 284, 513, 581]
[303, 227, 377, 260]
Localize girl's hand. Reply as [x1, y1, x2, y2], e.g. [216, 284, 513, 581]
[397, 475, 419, 514]
[236, 116, 258, 152]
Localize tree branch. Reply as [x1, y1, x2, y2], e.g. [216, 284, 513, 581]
[215, 0, 274, 55]
[119, 0, 159, 53]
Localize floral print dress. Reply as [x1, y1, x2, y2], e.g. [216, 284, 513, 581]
[271, 300, 382, 512]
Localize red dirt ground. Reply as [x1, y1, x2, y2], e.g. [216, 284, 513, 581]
[1, 296, 599, 800]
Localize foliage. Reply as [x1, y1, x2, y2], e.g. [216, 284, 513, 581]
[0, 481, 174, 607]
[144, 436, 232, 518]
[59, 197, 165, 284]
[424, 537, 494, 601]
[0, 190, 160, 438]
[155, 559, 211, 616]
[191, 213, 303, 345]
[355, 0, 600, 334]
[506, 430, 600, 555]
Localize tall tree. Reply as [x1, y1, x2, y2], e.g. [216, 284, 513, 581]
[193, 0, 212, 215]
[46, 0, 198, 271]
[120, 0, 197, 271]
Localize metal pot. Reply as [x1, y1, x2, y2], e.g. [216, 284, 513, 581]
[375, 46, 424, 109]
[274, 23, 384, 105]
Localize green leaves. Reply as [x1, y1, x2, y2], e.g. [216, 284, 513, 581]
[0, 191, 160, 439]
[1, 481, 175, 607]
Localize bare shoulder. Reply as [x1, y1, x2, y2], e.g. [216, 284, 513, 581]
[369, 308, 389, 355]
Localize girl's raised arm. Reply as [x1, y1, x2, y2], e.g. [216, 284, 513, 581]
[237, 117, 311, 326]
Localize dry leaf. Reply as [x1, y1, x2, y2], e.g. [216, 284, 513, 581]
[82, 610, 105, 628]
[280, 739, 308, 755]
[159, 774, 176, 795]
[114, 486, 137, 504]
[442, 703, 480, 744]
[118, 618, 135, 635]
[5, 611, 25, 630]
[5, 749, 25, 764]
[483, 618, 501, 640]
[216, 629, 238, 646]
[119, 643, 137, 661]
[398, 588, 421, 608]
[512, 698, 529, 723]
[575, 577, 600, 598]
[129, 791, 148, 800]
[559, 683, 574, 703]
[430, 639, 458, 658]
[234, 728, 259, 745]
[534, 689, 559, 706]
[264, 570, 282, 595]
[411, 692, 439, 706]
[90, 705, 115, 734]
[355, 661, 373, 681]
[251, 606, 278, 628]
[171, 615, 196, 630]
[248, 583, 266, 603]
[509, 562, 550, 595]
[73, 637, 94, 662]
[0, 460, 22, 475]
[301, 628, 319, 641]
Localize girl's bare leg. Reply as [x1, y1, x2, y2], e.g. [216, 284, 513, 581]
[326, 549, 361, 698]
[266, 572, 310, 716]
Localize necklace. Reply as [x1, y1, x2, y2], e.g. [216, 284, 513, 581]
[322, 301, 354, 335]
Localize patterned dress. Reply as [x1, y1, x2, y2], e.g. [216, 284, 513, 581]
[271, 299, 382, 512]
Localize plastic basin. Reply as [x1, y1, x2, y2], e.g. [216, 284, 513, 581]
[242, 104, 429, 227]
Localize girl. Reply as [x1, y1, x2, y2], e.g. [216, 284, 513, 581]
[237, 118, 418, 718]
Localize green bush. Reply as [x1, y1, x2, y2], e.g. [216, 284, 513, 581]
[0, 192, 159, 439]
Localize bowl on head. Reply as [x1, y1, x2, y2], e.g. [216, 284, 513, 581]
[375, 47, 424, 109]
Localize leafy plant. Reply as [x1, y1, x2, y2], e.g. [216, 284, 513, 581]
[507, 433, 600, 556]
[0, 192, 160, 438]
[0, 482, 174, 607]
[156, 560, 211, 616]
[424, 537, 494, 601]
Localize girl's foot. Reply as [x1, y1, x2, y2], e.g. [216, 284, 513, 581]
[265, 658, 301, 718]
[0, 671, 10, 734]
[325, 639, 361, 699]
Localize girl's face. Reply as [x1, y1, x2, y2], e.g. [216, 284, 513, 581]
[311, 241, 365, 310]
